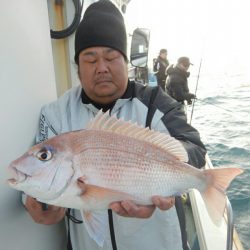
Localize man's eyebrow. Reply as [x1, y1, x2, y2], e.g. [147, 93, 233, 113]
[105, 48, 115, 53]
[82, 51, 97, 57]
[81, 48, 116, 57]
[104, 48, 117, 54]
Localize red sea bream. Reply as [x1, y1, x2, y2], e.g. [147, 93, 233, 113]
[7, 111, 243, 246]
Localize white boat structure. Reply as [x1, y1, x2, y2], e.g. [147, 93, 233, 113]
[185, 155, 244, 250]
[0, 1, 244, 249]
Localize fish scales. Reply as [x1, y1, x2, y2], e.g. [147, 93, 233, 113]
[72, 130, 206, 201]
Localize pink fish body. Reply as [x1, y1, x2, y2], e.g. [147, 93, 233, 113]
[7, 111, 243, 246]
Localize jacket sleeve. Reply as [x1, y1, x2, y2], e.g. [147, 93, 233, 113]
[170, 81, 186, 101]
[150, 87, 207, 168]
[183, 93, 195, 102]
[161, 103, 206, 168]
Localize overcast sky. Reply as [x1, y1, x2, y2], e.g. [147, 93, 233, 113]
[125, 0, 250, 80]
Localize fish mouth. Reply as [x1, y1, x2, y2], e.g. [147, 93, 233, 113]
[7, 165, 28, 186]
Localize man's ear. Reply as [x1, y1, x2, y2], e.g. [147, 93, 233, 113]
[77, 66, 81, 81]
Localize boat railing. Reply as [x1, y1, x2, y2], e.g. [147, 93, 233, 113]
[226, 198, 234, 250]
[189, 155, 244, 250]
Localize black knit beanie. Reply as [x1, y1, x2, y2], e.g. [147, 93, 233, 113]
[74, 0, 127, 64]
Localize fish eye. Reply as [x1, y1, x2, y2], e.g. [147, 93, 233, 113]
[36, 148, 53, 161]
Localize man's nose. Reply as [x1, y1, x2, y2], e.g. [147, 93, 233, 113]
[96, 58, 108, 73]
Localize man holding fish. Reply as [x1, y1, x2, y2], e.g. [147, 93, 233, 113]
[8, 0, 242, 249]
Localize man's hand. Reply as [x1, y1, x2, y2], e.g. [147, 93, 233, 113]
[25, 196, 66, 225]
[190, 93, 196, 99]
[109, 196, 175, 219]
[109, 201, 156, 218]
[152, 195, 175, 210]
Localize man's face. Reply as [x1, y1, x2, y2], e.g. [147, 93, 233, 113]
[182, 63, 190, 71]
[160, 52, 167, 59]
[78, 47, 128, 105]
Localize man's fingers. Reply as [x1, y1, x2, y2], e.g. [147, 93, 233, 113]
[110, 201, 156, 218]
[109, 202, 129, 217]
[121, 201, 155, 218]
[25, 196, 66, 225]
[121, 200, 139, 216]
[36, 207, 66, 225]
[152, 196, 175, 210]
[25, 196, 41, 211]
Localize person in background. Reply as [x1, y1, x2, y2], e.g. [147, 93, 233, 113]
[24, 1, 206, 249]
[153, 48, 169, 90]
[166, 56, 196, 105]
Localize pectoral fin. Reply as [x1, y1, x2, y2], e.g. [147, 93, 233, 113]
[81, 183, 135, 208]
[80, 184, 136, 247]
[81, 210, 109, 247]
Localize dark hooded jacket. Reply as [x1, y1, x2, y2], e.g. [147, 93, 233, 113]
[165, 64, 195, 103]
[153, 56, 169, 90]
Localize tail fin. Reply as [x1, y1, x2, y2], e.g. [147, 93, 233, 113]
[201, 168, 243, 225]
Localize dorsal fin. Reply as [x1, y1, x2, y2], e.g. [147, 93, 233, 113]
[87, 110, 188, 162]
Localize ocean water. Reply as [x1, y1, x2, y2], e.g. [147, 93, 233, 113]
[187, 74, 250, 250]
[149, 73, 250, 249]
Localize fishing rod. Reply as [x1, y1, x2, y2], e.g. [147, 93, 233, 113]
[190, 58, 202, 125]
[196, 98, 244, 120]
[196, 98, 233, 113]
[196, 98, 248, 121]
